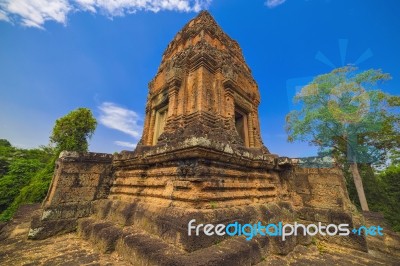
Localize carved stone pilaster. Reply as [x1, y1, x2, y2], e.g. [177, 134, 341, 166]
[248, 111, 255, 147]
[147, 109, 157, 145]
[224, 87, 234, 119]
[167, 78, 181, 117]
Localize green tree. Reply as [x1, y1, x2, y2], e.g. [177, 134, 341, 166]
[0, 158, 44, 212]
[378, 164, 400, 231]
[286, 66, 400, 211]
[0, 139, 14, 176]
[50, 108, 97, 152]
[0, 141, 56, 221]
[0, 139, 11, 147]
[0, 157, 56, 221]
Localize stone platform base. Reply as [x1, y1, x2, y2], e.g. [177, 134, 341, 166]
[78, 218, 266, 265]
[2, 204, 399, 265]
[71, 199, 370, 265]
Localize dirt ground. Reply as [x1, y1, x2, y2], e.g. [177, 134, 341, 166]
[0, 204, 130, 266]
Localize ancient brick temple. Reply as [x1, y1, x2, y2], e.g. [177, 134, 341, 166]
[28, 11, 400, 265]
[111, 10, 279, 209]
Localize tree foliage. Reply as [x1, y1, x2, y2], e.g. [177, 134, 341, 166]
[378, 164, 400, 231]
[50, 108, 97, 152]
[0, 143, 55, 221]
[0, 139, 13, 176]
[286, 67, 399, 165]
[286, 66, 400, 211]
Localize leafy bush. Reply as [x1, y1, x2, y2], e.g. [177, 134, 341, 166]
[0, 141, 56, 221]
[378, 165, 400, 231]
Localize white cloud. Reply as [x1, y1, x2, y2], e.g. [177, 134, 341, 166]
[0, 9, 10, 22]
[0, 0, 212, 28]
[1, 0, 70, 28]
[98, 102, 143, 139]
[74, 0, 96, 12]
[265, 0, 286, 8]
[114, 140, 137, 149]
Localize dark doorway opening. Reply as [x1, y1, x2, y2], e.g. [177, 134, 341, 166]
[235, 106, 250, 147]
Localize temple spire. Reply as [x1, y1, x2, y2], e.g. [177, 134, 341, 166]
[139, 11, 268, 154]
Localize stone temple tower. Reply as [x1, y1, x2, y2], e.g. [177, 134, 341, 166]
[109, 11, 281, 210]
[30, 11, 367, 265]
[139, 11, 266, 152]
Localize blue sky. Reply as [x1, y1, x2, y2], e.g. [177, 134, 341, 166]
[0, 0, 399, 157]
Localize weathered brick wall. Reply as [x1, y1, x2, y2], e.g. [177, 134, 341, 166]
[291, 166, 352, 212]
[28, 151, 113, 239]
[44, 151, 113, 207]
[288, 166, 368, 251]
[287, 166, 355, 225]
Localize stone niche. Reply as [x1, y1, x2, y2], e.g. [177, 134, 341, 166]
[29, 11, 369, 265]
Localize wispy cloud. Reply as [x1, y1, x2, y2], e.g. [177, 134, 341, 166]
[114, 140, 137, 149]
[0, 9, 10, 22]
[0, 0, 212, 28]
[0, 0, 71, 28]
[98, 102, 142, 139]
[265, 0, 286, 8]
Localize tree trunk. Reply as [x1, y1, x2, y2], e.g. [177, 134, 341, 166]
[349, 161, 369, 211]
